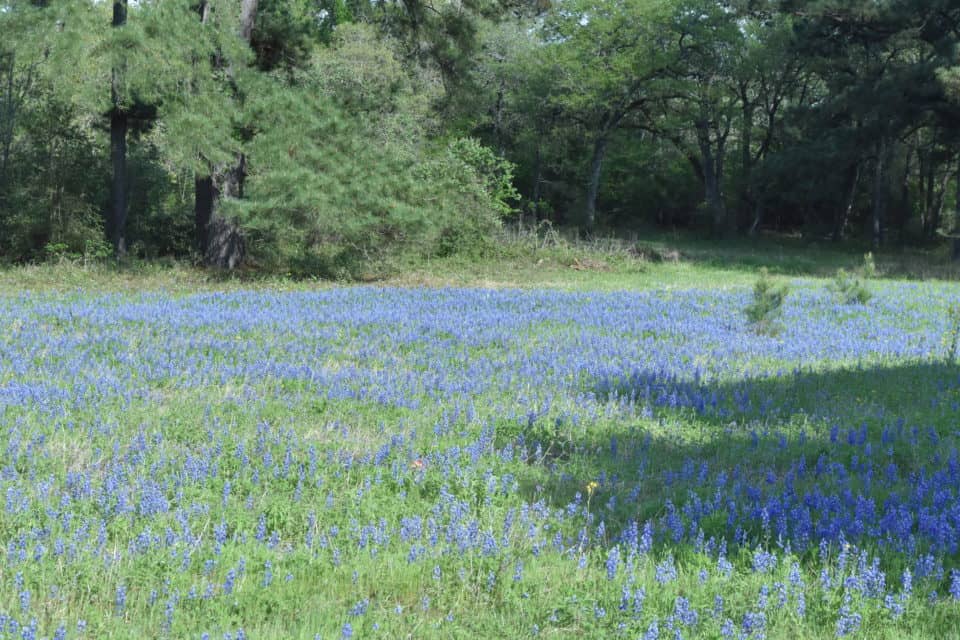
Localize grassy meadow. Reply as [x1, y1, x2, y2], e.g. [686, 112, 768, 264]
[1, 238, 960, 639]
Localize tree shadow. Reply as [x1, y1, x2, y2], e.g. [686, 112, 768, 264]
[509, 360, 960, 568]
[633, 233, 959, 280]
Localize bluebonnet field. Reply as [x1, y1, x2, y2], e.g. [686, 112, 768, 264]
[1, 283, 960, 639]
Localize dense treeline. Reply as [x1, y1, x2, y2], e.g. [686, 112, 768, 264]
[1, 0, 959, 272]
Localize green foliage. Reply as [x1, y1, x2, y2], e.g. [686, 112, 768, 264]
[43, 235, 112, 264]
[252, 0, 321, 69]
[445, 137, 520, 217]
[234, 33, 507, 276]
[828, 253, 876, 305]
[828, 269, 872, 305]
[307, 23, 440, 136]
[946, 304, 960, 366]
[745, 268, 789, 336]
[4, 0, 960, 269]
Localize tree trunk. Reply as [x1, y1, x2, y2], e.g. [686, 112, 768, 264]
[0, 52, 16, 194]
[696, 118, 726, 234]
[196, 161, 245, 268]
[922, 143, 948, 241]
[584, 135, 607, 232]
[835, 163, 859, 241]
[492, 80, 505, 158]
[930, 172, 948, 241]
[239, 0, 258, 41]
[108, 0, 128, 257]
[871, 136, 887, 250]
[739, 90, 754, 214]
[953, 155, 960, 262]
[194, 175, 213, 257]
[530, 140, 542, 224]
[749, 198, 764, 237]
[109, 104, 128, 255]
[195, 164, 246, 268]
[921, 146, 932, 238]
[194, 0, 259, 269]
[897, 145, 913, 246]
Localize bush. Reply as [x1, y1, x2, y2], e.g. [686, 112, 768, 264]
[745, 268, 789, 336]
[417, 139, 518, 258]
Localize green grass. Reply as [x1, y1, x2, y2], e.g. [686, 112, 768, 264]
[3, 229, 956, 294]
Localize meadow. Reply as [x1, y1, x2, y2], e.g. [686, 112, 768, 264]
[2, 259, 960, 638]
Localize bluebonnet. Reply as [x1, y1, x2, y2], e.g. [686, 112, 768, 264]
[263, 561, 273, 587]
[348, 599, 369, 616]
[741, 610, 766, 637]
[884, 594, 904, 619]
[223, 569, 236, 595]
[902, 568, 913, 597]
[674, 596, 698, 627]
[720, 618, 735, 638]
[712, 595, 724, 618]
[951, 570, 960, 600]
[717, 555, 733, 578]
[643, 618, 659, 640]
[655, 555, 678, 585]
[606, 546, 620, 580]
[752, 548, 777, 573]
[115, 584, 126, 614]
[1, 284, 959, 637]
[835, 599, 861, 637]
[640, 521, 653, 555]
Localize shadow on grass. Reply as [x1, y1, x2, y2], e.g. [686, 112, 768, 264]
[507, 360, 960, 563]
[632, 233, 959, 281]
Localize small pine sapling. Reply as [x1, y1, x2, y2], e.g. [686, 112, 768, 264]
[828, 252, 875, 305]
[745, 268, 789, 336]
[946, 304, 960, 365]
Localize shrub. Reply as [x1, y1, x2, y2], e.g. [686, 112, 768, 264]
[745, 268, 789, 336]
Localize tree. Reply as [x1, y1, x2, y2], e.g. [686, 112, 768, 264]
[0, 2, 115, 260]
[658, 0, 743, 234]
[192, 0, 259, 269]
[108, 0, 128, 256]
[233, 25, 512, 274]
[783, 0, 959, 246]
[541, 0, 681, 231]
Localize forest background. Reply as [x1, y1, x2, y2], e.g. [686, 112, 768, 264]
[2, 0, 960, 278]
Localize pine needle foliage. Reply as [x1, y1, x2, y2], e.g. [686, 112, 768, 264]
[745, 268, 789, 336]
[946, 304, 960, 366]
[827, 253, 875, 305]
[231, 30, 510, 277]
